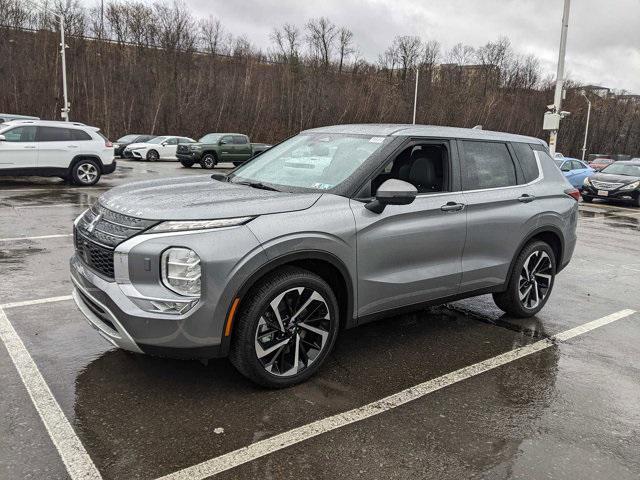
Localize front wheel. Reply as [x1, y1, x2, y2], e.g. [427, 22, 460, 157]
[200, 153, 217, 169]
[229, 267, 339, 388]
[71, 159, 101, 186]
[180, 159, 194, 168]
[581, 195, 593, 203]
[146, 149, 159, 162]
[493, 241, 556, 318]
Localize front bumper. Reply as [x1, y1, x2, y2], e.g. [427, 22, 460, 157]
[177, 151, 202, 161]
[123, 149, 144, 159]
[582, 185, 638, 202]
[70, 254, 226, 358]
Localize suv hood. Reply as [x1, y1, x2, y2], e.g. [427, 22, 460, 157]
[591, 172, 640, 184]
[99, 175, 322, 220]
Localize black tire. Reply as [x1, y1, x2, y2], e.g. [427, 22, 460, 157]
[180, 159, 195, 168]
[146, 149, 159, 162]
[229, 266, 340, 388]
[634, 194, 640, 208]
[200, 153, 217, 169]
[493, 240, 556, 318]
[581, 195, 593, 203]
[71, 159, 101, 186]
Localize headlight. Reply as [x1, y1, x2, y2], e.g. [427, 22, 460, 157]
[113, 144, 120, 148]
[161, 247, 201, 297]
[149, 217, 253, 233]
[583, 177, 591, 186]
[620, 181, 639, 191]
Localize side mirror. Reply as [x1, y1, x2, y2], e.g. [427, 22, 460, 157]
[0, 135, 5, 142]
[365, 179, 417, 214]
[219, 139, 228, 145]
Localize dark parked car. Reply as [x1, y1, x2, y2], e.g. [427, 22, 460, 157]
[176, 133, 271, 169]
[113, 134, 156, 157]
[582, 160, 640, 207]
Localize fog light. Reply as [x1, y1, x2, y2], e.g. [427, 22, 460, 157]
[161, 247, 201, 297]
[130, 297, 198, 315]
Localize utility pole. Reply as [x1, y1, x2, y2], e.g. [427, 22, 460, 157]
[412, 67, 419, 125]
[548, 0, 571, 156]
[60, 14, 69, 121]
[580, 91, 591, 161]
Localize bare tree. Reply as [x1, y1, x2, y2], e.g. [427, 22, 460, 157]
[446, 42, 475, 65]
[337, 27, 354, 73]
[199, 16, 224, 56]
[305, 17, 338, 69]
[271, 23, 301, 63]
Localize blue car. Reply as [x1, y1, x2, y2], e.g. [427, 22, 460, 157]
[554, 158, 594, 190]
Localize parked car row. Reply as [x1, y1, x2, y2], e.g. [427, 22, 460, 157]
[581, 159, 640, 206]
[113, 132, 271, 169]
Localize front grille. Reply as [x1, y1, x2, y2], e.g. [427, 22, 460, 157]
[591, 180, 623, 190]
[74, 203, 157, 278]
[177, 145, 190, 154]
[75, 229, 116, 278]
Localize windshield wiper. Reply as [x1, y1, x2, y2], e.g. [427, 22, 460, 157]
[232, 180, 280, 192]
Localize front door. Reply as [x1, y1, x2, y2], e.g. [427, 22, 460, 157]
[160, 137, 178, 159]
[352, 140, 466, 318]
[0, 126, 37, 169]
[219, 135, 235, 162]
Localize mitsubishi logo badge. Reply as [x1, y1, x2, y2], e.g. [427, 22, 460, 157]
[86, 214, 102, 233]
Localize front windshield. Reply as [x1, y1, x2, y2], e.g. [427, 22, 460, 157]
[600, 163, 640, 176]
[554, 159, 564, 168]
[117, 135, 138, 143]
[229, 133, 390, 190]
[199, 133, 221, 143]
[147, 136, 167, 144]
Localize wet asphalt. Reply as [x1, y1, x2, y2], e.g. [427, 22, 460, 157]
[0, 160, 639, 480]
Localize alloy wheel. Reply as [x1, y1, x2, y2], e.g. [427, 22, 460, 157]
[254, 287, 332, 377]
[77, 163, 98, 184]
[518, 250, 553, 310]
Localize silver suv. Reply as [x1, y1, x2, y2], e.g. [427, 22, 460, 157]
[70, 124, 578, 387]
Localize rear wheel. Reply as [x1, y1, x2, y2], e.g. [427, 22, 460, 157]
[71, 159, 101, 186]
[230, 267, 339, 388]
[180, 159, 194, 168]
[200, 153, 217, 169]
[146, 149, 159, 162]
[493, 241, 556, 318]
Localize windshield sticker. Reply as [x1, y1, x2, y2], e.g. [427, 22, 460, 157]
[369, 137, 385, 143]
[311, 183, 334, 190]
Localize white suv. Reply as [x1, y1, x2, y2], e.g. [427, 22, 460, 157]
[0, 120, 116, 186]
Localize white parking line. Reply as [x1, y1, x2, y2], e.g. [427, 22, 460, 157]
[157, 309, 636, 480]
[0, 233, 73, 243]
[0, 305, 102, 479]
[10, 203, 90, 209]
[1, 295, 73, 309]
[0, 187, 108, 193]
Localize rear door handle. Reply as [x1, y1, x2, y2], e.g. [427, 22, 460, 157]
[518, 194, 536, 203]
[24, 145, 36, 149]
[67, 145, 79, 148]
[441, 202, 465, 212]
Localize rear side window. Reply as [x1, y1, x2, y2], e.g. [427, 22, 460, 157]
[70, 129, 92, 141]
[233, 135, 249, 144]
[511, 142, 540, 183]
[3, 126, 37, 142]
[461, 141, 517, 190]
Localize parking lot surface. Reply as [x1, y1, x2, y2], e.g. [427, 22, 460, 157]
[1, 160, 639, 480]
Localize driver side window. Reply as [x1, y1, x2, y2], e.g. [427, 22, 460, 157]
[3, 126, 37, 142]
[166, 137, 178, 145]
[370, 143, 449, 195]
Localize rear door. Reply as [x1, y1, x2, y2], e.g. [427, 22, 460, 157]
[233, 135, 252, 160]
[36, 126, 77, 168]
[458, 140, 541, 292]
[0, 126, 37, 169]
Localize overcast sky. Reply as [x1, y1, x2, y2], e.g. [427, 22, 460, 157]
[96, 0, 640, 92]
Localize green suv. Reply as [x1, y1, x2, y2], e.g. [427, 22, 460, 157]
[176, 133, 271, 169]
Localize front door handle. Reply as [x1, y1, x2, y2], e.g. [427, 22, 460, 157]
[518, 194, 536, 203]
[67, 145, 79, 148]
[441, 202, 465, 212]
[23, 145, 36, 149]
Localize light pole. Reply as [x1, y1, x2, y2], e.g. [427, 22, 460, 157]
[26, 0, 70, 121]
[412, 66, 419, 125]
[580, 91, 591, 161]
[548, 0, 571, 156]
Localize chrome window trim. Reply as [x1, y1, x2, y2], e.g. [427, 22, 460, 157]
[461, 150, 544, 194]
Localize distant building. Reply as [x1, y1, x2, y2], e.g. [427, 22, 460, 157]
[569, 85, 611, 98]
